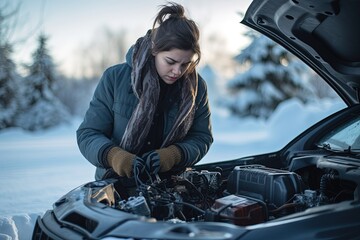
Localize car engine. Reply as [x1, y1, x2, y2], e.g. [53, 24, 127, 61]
[89, 162, 357, 226]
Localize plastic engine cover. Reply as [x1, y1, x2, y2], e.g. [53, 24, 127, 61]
[227, 165, 304, 208]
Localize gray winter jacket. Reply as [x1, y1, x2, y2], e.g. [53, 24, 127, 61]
[77, 50, 213, 180]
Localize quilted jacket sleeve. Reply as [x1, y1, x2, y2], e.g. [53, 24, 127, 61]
[77, 65, 121, 168]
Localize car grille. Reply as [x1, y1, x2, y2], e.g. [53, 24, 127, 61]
[32, 220, 54, 240]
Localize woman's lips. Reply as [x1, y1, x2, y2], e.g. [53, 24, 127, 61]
[167, 76, 178, 81]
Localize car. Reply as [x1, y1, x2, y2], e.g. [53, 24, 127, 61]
[32, 0, 360, 239]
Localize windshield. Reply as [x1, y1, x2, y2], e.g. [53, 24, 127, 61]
[317, 115, 360, 152]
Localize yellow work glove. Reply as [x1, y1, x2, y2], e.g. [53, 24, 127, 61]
[107, 147, 136, 178]
[156, 145, 182, 172]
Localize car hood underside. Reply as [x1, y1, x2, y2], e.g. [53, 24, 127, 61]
[241, 0, 360, 105]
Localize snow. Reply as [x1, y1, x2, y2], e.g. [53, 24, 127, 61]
[0, 99, 346, 239]
[224, 35, 318, 120]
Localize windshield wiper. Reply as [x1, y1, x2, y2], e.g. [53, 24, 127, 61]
[316, 143, 360, 157]
[344, 146, 360, 154]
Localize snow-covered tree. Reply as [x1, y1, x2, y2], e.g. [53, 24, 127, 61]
[0, 2, 22, 129]
[16, 34, 70, 131]
[222, 32, 317, 119]
[0, 43, 21, 129]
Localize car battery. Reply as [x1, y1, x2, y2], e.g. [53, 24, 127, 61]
[211, 194, 265, 226]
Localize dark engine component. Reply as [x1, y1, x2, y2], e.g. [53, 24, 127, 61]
[226, 165, 304, 209]
[117, 169, 224, 222]
[119, 196, 151, 217]
[210, 194, 266, 226]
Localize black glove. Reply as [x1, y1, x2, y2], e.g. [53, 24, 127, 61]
[142, 145, 182, 174]
[142, 151, 161, 175]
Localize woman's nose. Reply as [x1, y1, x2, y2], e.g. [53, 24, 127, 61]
[172, 65, 181, 75]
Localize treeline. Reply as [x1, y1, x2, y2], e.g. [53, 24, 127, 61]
[0, 2, 123, 131]
[0, 32, 97, 131]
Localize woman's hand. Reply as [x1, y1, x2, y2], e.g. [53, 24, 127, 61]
[107, 147, 136, 178]
[142, 145, 182, 173]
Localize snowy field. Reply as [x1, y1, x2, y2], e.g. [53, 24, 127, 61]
[0, 98, 345, 239]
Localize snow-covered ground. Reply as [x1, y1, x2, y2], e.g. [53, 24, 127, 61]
[0, 98, 345, 239]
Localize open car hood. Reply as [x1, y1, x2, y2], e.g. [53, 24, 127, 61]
[241, 0, 360, 105]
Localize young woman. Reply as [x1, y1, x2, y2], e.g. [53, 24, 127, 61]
[77, 2, 213, 181]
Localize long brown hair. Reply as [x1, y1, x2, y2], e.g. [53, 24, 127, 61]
[151, 2, 201, 74]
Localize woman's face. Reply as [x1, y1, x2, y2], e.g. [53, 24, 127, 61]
[153, 48, 194, 84]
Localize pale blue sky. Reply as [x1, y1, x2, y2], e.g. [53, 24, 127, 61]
[12, 0, 252, 76]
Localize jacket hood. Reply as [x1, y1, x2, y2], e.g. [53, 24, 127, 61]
[241, 0, 360, 106]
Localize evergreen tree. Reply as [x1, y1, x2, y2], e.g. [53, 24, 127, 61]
[16, 34, 70, 131]
[0, 2, 22, 129]
[0, 43, 21, 129]
[223, 32, 316, 119]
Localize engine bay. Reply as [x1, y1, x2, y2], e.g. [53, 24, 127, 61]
[89, 157, 359, 227]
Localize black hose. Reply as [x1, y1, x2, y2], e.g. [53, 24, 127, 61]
[319, 173, 339, 204]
